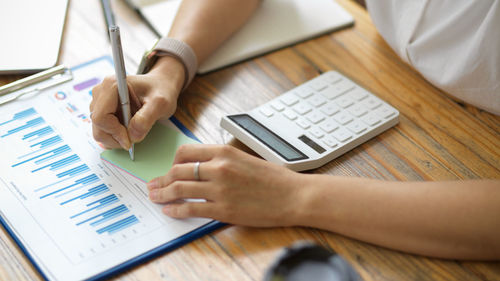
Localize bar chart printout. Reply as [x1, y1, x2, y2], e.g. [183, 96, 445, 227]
[0, 106, 150, 260]
[0, 57, 212, 281]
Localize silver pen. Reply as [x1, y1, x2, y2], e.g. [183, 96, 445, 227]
[109, 25, 134, 161]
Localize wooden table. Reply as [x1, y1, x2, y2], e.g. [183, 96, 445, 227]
[1, 0, 499, 280]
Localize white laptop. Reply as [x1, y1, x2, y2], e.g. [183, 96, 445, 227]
[0, 0, 68, 74]
[125, 0, 354, 74]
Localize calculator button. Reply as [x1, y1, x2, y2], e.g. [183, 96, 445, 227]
[361, 113, 381, 126]
[320, 104, 340, 116]
[270, 101, 285, 112]
[310, 127, 325, 139]
[320, 86, 345, 100]
[281, 95, 299, 106]
[350, 88, 369, 101]
[323, 72, 342, 84]
[310, 80, 329, 91]
[259, 107, 274, 117]
[296, 118, 310, 129]
[333, 112, 353, 125]
[332, 128, 352, 142]
[309, 94, 327, 107]
[331, 80, 355, 95]
[283, 110, 298, 120]
[323, 137, 338, 148]
[363, 97, 382, 109]
[348, 104, 368, 117]
[319, 120, 338, 133]
[376, 105, 397, 118]
[306, 112, 325, 124]
[293, 103, 313, 115]
[336, 96, 354, 108]
[346, 120, 367, 134]
[294, 87, 314, 99]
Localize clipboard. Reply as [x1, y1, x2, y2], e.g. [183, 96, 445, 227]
[0, 56, 224, 281]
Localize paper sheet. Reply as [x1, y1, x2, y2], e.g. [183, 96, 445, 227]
[101, 122, 198, 182]
[0, 57, 212, 281]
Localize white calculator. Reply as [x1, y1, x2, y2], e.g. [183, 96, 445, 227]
[220, 71, 399, 171]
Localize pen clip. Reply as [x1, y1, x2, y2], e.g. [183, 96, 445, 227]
[0, 67, 73, 106]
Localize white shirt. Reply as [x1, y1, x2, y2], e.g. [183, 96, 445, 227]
[366, 0, 500, 115]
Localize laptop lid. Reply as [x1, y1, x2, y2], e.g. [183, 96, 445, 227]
[0, 0, 68, 74]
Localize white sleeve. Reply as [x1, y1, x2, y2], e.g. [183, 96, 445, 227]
[366, 0, 500, 115]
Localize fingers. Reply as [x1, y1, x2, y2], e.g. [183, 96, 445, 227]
[91, 113, 131, 149]
[173, 144, 228, 165]
[148, 162, 200, 190]
[91, 74, 181, 149]
[128, 95, 171, 143]
[162, 201, 218, 219]
[90, 76, 131, 149]
[92, 124, 121, 149]
[149, 181, 214, 203]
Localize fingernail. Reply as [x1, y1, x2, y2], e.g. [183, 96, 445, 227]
[149, 190, 158, 201]
[116, 136, 130, 150]
[122, 140, 131, 150]
[147, 180, 158, 190]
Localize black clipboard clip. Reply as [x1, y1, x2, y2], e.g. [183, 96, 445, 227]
[0, 65, 73, 106]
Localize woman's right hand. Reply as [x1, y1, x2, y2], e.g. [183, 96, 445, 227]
[89, 56, 186, 149]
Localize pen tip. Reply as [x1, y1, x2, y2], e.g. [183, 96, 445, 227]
[129, 144, 135, 161]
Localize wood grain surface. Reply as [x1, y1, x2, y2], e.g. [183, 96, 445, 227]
[1, 0, 499, 280]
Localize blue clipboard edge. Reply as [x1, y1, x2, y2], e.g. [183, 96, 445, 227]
[0, 215, 50, 281]
[89, 220, 226, 281]
[0, 56, 227, 281]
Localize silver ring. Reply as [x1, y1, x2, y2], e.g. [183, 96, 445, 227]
[194, 161, 200, 181]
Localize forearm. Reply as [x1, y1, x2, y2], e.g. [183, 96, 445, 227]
[144, 1, 260, 103]
[296, 176, 500, 260]
[168, 0, 261, 64]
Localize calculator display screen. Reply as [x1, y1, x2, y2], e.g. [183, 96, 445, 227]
[228, 114, 308, 162]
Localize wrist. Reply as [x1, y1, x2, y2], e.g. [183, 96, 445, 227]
[293, 174, 344, 229]
[147, 56, 185, 97]
[284, 173, 322, 227]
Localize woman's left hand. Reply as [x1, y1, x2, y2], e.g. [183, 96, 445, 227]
[147, 144, 307, 227]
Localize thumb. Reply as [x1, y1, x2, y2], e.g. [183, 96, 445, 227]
[128, 98, 168, 143]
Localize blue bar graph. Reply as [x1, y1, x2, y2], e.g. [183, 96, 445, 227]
[23, 126, 54, 141]
[3, 107, 141, 236]
[31, 154, 80, 173]
[51, 155, 80, 170]
[77, 184, 108, 199]
[96, 215, 139, 235]
[70, 194, 119, 219]
[12, 145, 70, 167]
[35, 166, 90, 192]
[54, 176, 103, 198]
[90, 205, 129, 227]
[75, 204, 128, 226]
[56, 164, 90, 178]
[34, 147, 71, 165]
[30, 135, 62, 149]
[60, 184, 109, 205]
[40, 174, 99, 199]
[0, 108, 37, 126]
[16, 135, 62, 159]
[1, 117, 45, 137]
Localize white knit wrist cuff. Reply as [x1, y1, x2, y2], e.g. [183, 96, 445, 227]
[153, 37, 198, 91]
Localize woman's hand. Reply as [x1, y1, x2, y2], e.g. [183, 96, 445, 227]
[89, 56, 185, 149]
[147, 144, 307, 227]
